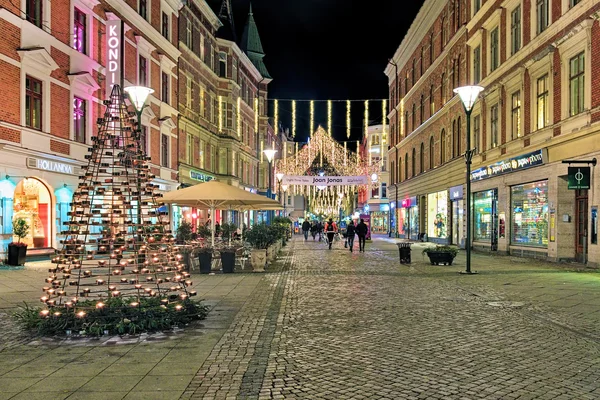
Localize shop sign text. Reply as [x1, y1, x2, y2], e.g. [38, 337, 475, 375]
[105, 20, 122, 88]
[471, 150, 544, 181]
[28, 158, 77, 175]
[190, 170, 214, 182]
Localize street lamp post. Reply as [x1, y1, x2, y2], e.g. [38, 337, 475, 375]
[276, 172, 284, 217]
[263, 148, 277, 223]
[124, 86, 154, 243]
[281, 184, 288, 217]
[453, 85, 484, 275]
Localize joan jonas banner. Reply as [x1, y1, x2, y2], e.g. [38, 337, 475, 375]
[281, 175, 368, 186]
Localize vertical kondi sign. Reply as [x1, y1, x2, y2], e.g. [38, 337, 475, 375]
[105, 19, 124, 89]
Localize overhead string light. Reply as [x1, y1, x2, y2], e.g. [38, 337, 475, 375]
[327, 100, 332, 136]
[310, 100, 314, 138]
[346, 100, 351, 139]
[237, 97, 241, 137]
[292, 100, 296, 138]
[274, 99, 279, 136]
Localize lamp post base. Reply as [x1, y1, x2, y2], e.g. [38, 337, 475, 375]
[459, 270, 478, 275]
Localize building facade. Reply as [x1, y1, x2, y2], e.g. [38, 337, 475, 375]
[0, 0, 180, 257]
[387, 0, 600, 265]
[358, 124, 390, 233]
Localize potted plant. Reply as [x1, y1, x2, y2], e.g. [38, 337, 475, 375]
[8, 218, 30, 266]
[422, 245, 459, 265]
[220, 223, 237, 273]
[176, 221, 193, 244]
[194, 225, 213, 274]
[245, 223, 272, 272]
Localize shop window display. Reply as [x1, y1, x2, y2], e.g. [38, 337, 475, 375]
[409, 206, 419, 240]
[398, 208, 406, 236]
[473, 189, 497, 241]
[511, 180, 548, 247]
[427, 191, 448, 238]
[12, 178, 51, 248]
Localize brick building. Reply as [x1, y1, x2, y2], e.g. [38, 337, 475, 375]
[386, 0, 600, 265]
[176, 0, 273, 229]
[0, 0, 180, 257]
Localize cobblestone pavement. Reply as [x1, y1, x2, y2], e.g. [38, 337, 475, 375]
[184, 236, 600, 399]
[0, 236, 599, 399]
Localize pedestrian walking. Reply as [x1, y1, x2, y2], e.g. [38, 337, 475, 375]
[302, 219, 311, 241]
[310, 222, 318, 241]
[346, 220, 356, 252]
[356, 218, 368, 252]
[324, 218, 338, 250]
[317, 221, 324, 242]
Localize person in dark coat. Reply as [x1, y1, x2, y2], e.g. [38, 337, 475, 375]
[346, 220, 356, 252]
[310, 221, 318, 241]
[302, 219, 311, 241]
[356, 218, 368, 252]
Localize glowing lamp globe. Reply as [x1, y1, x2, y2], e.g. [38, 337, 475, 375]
[276, 172, 284, 182]
[263, 148, 277, 163]
[453, 85, 484, 112]
[124, 86, 154, 112]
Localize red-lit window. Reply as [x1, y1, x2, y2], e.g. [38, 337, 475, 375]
[73, 8, 86, 54]
[73, 97, 86, 143]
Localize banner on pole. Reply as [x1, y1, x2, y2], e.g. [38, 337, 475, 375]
[281, 175, 368, 186]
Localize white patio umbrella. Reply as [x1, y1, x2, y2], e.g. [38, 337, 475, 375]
[160, 180, 282, 247]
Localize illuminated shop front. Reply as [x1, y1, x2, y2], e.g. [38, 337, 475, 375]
[473, 189, 498, 243]
[12, 178, 52, 248]
[511, 180, 549, 247]
[449, 185, 464, 248]
[399, 196, 419, 240]
[427, 190, 448, 243]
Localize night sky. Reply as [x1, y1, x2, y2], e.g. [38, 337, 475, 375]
[221, 0, 425, 143]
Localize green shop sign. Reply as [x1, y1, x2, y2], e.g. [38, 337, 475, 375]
[190, 170, 214, 182]
[471, 149, 545, 181]
[567, 167, 590, 190]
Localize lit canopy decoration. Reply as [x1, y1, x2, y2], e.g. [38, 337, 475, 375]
[275, 126, 379, 217]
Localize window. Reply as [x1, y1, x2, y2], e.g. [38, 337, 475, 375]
[73, 97, 86, 143]
[404, 153, 408, 180]
[457, 117, 461, 155]
[456, 55, 461, 88]
[412, 59, 416, 86]
[161, 72, 169, 104]
[420, 48, 424, 76]
[473, 115, 480, 154]
[161, 134, 169, 167]
[536, 0, 549, 34]
[210, 45, 215, 71]
[139, 0, 147, 20]
[185, 19, 192, 49]
[441, 73, 447, 104]
[411, 148, 416, 177]
[511, 6, 521, 55]
[186, 134, 192, 164]
[456, 0, 461, 27]
[570, 0, 581, 6]
[511, 181, 549, 247]
[536, 74, 549, 129]
[381, 183, 387, 198]
[441, 17, 447, 48]
[199, 139, 205, 168]
[138, 56, 147, 86]
[429, 136, 434, 169]
[429, 85, 435, 116]
[73, 8, 86, 54]
[429, 34, 434, 66]
[26, 0, 43, 28]
[474, 0, 481, 13]
[185, 76, 192, 109]
[419, 95, 424, 124]
[511, 91, 521, 139]
[490, 104, 499, 148]
[440, 129, 446, 163]
[569, 52, 585, 117]
[232, 58, 238, 83]
[473, 189, 497, 241]
[200, 33, 205, 61]
[452, 119, 458, 158]
[404, 111, 409, 136]
[140, 126, 148, 155]
[419, 143, 424, 173]
[490, 27, 499, 72]
[473, 46, 481, 84]
[219, 52, 227, 78]
[411, 103, 416, 131]
[25, 75, 42, 130]
[162, 12, 169, 39]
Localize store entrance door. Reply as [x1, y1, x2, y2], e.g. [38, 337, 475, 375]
[451, 200, 464, 248]
[575, 189, 588, 263]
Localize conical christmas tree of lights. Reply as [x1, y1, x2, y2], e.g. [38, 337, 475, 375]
[40, 84, 195, 318]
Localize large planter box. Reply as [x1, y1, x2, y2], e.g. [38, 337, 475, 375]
[250, 249, 267, 272]
[220, 251, 235, 273]
[7, 244, 27, 266]
[198, 251, 212, 274]
[426, 252, 455, 265]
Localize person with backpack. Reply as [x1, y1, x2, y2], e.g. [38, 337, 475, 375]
[301, 219, 311, 241]
[324, 218, 338, 250]
[356, 218, 368, 252]
[346, 220, 356, 252]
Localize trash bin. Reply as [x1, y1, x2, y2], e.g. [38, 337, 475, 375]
[397, 242, 411, 264]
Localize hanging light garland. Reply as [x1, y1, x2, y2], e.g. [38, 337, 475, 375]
[364, 100, 369, 138]
[346, 100, 351, 139]
[254, 98, 259, 134]
[327, 100, 332, 136]
[310, 100, 314, 138]
[274, 99, 279, 136]
[292, 100, 296, 138]
[382, 99, 387, 168]
[237, 97, 241, 138]
[218, 95, 223, 132]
